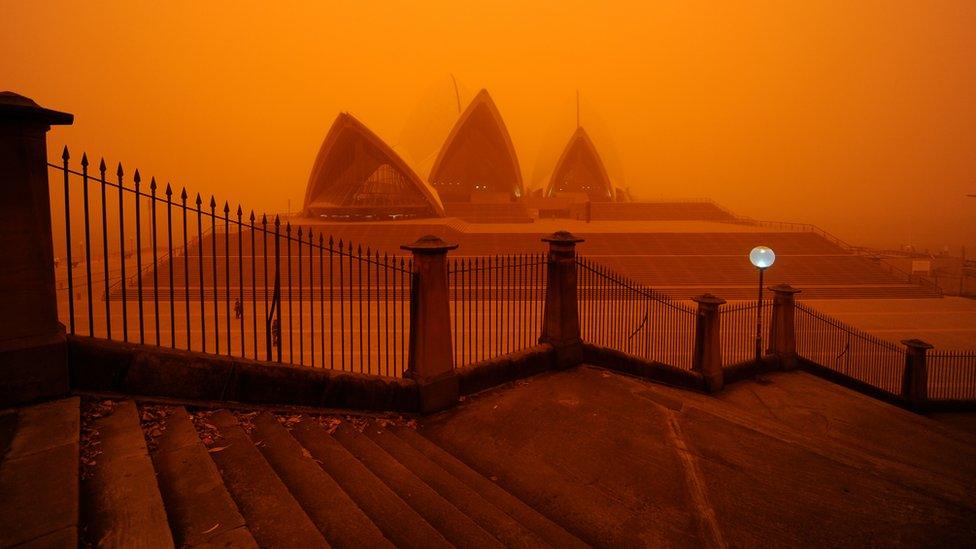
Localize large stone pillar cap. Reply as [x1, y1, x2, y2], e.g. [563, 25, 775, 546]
[542, 230, 584, 244]
[0, 92, 73, 125]
[400, 234, 458, 254]
[692, 293, 727, 306]
[901, 338, 934, 350]
[767, 283, 802, 294]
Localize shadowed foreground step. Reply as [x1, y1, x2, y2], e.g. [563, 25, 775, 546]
[152, 407, 257, 548]
[207, 410, 328, 548]
[363, 422, 548, 548]
[290, 420, 452, 549]
[249, 412, 392, 548]
[390, 425, 588, 549]
[0, 397, 80, 548]
[332, 422, 503, 549]
[81, 400, 173, 548]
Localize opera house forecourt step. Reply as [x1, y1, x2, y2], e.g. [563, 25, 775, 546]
[0, 397, 80, 548]
[248, 411, 392, 548]
[81, 400, 173, 548]
[152, 406, 257, 547]
[206, 410, 328, 547]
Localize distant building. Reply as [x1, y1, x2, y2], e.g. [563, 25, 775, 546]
[303, 113, 444, 220]
[429, 90, 523, 203]
[546, 127, 621, 202]
[303, 90, 630, 220]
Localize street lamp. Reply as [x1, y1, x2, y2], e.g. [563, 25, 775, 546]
[749, 246, 776, 361]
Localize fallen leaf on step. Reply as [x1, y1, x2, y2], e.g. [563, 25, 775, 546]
[208, 445, 230, 453]
[201, 523, 220, 535]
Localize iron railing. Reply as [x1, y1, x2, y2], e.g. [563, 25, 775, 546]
[718, 301, 772, 367]
[795, 302, 905, 395]
[928, 351, 976, 401]
[448, 255, 546, 368]
[51, 149, 412, 377]
[576, 257, 697, 369]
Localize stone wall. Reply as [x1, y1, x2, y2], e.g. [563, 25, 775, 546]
[68, 335, 419, 412]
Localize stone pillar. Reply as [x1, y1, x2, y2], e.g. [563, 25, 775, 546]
[401, 235, 459, 413]
[901, 339, 933, 411]
[540, 231, 584, 369]
[0, 92, 73, 406]
[692, 293, 726, 393]
[768, 284, 801, 370]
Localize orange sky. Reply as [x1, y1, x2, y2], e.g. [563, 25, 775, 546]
[3, 1, 975, 254]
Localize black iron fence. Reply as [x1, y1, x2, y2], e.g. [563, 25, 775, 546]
[928, 351, 976, 401]
[794, 303, 905, 395]
[718, 301, 771, 367]
[448, 255, 546, 368]
[47, 147, 975, 401]
[576, 257, 696, 370]
[52, 150, 412, 377]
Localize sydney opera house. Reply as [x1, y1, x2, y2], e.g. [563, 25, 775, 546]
[295, 88, 956, 305]
[302, 89, 629, 221]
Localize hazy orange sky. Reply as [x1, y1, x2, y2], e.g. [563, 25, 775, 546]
[3, 1, 974, 253]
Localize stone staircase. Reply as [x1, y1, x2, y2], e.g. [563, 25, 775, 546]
[0, 397, 585, 548]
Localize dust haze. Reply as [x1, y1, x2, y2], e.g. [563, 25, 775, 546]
[3, 0, 974, 253]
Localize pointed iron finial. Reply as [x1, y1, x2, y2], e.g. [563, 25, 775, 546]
[222, 201, 229, 214]
[236, 205, 243, 216]
[80, 152, 89, 167]
[249, 210, 255, 222]
[116, 162, 124, 178]
[195, 193, 202, 206]
[297, 225, 303, 237]
[274, 215, 280, 227]
[61, 146, 69, 161]
[133, 169, 141, 185]
[180, 187, 188, 200]
[209, 196, 216, 209]
[319, 233, 324, 245]
[286, 222, 291, 233]
[165, 183, 172, 196]
[149, 177, 157, 192]
[262, 213, 267, 224]
[99, 158, 107, 173]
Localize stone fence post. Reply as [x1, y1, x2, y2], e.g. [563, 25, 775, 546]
[768, 284, 801, 370]
[901, 339, 933, 411]
[401, 235, 459, 413]
[540, 231, 584, 369]
[0, 92, 73, 406]
[692, 293, 726, 393]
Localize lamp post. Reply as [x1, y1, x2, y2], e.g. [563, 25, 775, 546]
[749, 246, 776, 361]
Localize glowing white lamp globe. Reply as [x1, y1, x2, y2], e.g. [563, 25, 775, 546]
[749, 246, 776, 269]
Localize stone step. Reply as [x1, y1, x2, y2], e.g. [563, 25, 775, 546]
[152, 407, 257, 548]
[81, 400, 174, 548]
[0, 397, 80, 548]
[290, 420, 451, 549]
[332, 422, 503, 549]
[364, 422, 549, 548]
[207, 410, 328, 548]
[249, 413, 392, 549]
[392, 425, 589, 549]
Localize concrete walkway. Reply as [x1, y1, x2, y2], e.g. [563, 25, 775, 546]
[421, 367, 976, 547]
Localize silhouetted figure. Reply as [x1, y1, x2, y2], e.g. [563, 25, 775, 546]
[271, 317, 280, 348]
[233, 298, 243, 319]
